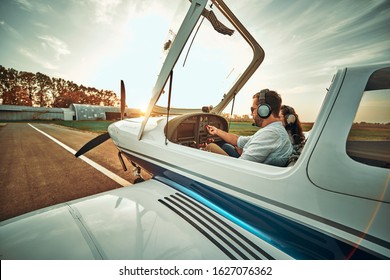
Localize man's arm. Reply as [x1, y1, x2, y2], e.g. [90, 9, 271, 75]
[206, 125, 239, 146]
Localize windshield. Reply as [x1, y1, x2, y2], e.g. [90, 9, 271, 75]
[154, 0, 255, 113]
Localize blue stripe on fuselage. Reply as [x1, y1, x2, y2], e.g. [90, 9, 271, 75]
[155, 172, 381, 259]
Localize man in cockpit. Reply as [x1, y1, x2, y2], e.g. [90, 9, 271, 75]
[206, 89, 293, 167]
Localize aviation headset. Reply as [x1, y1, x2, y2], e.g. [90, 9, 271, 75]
[284, 105, 296, 125]
[257, 89, 272, 119]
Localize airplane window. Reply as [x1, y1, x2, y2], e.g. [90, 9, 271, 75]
[346, 68, 390, 169]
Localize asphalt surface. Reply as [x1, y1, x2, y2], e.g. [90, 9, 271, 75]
[0, 123, 141, 221]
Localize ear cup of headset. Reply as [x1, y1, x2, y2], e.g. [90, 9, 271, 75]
[286, 114, 296, 124]
[257, 104, 272, 119]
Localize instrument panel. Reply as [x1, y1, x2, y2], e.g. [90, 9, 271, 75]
[165, 113, 229, 149]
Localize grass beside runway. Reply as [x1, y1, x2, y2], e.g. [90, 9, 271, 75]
[51, 120, 115, 133]
[228, 122, 314, 136]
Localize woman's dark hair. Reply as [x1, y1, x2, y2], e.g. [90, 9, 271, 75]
[281, 105, 305, 145]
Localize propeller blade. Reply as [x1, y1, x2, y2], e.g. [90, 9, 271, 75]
[121, 80, 125, 120]
[75, 132, 110, 158]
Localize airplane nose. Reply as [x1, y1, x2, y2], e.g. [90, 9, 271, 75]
[107, 124, 119, 146]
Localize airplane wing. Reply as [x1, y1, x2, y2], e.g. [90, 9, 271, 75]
[0, 178, 282, 259]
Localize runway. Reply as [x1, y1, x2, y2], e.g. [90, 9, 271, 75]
[0, 123, 137, 221]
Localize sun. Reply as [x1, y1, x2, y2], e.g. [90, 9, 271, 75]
[139, 103, 148, 114]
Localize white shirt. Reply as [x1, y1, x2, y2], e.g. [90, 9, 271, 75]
[237, 121, 293, 166]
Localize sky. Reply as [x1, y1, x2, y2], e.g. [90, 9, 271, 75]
[1, 0, 389, 121]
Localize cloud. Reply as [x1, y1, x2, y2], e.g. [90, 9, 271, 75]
[13, 0, 33, 11]
[13, 0, 52, 13]
[38, 35, 71, 60]
[83, 0, 178, 25]
[87, 0, 122, 24]
[33, 22, 49, 29]
[17, 35, 70, 71]
[0, 20, 22, 40]
[19, 47, 57, 70]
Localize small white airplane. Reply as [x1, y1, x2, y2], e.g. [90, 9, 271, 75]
[0, 0, 389, 260]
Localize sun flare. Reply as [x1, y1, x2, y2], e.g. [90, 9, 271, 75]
[139, 103, 148, 114]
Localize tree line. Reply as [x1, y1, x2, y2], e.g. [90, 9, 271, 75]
[0, 65, 120, 108]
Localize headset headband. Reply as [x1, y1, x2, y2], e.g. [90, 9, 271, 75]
[285, 105, 293, 114]
[259, 88, 269, 104]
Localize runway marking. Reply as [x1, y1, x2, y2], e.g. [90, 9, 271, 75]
[28, 123, 131, 187]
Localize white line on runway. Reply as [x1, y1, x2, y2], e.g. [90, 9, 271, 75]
[28, 123, 131, 187]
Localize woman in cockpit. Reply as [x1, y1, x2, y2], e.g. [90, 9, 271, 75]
[280, 105, 305, 149]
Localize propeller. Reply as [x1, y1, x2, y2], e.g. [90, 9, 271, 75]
[120, 80, 125, 120]
[74, 80, 126, 158]
[74, 132, 110, 157]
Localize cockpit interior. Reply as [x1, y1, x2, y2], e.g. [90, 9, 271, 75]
[165, 113, 228, 149]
